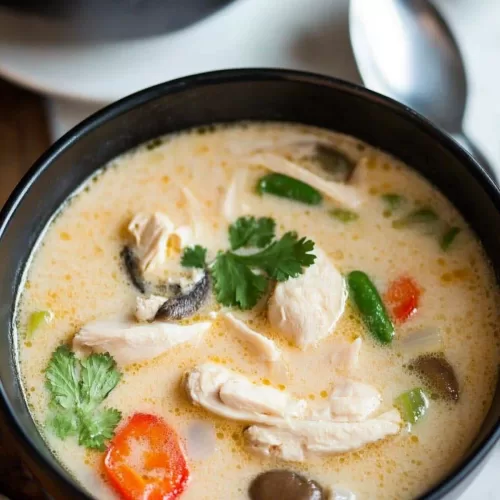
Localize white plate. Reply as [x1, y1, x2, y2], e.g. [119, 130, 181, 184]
[0, 0, 359, 104]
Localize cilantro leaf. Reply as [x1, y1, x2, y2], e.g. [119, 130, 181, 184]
[212, 252, 268, 309]
[80, 353, 121, 410]
[45, 345, 122, 450]
[78, 408, 122, 451]
[181, 245, 207, 268]
[237, 232, 316, 281]
[211, 232, 316, 309]
[45, 345, 80, 410]
[229, 216, 276, 250]
[48, 410, 79, 439]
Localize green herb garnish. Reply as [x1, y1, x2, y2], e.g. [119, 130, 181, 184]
[381, 193, 405, 211]
[212, 231, 316, 309]
[395, 387, 429, 424]
[181, 245, 207, 268]
[45, 345, 121, 450]
[392, 207, 438, 229]
[441, 226, 461, 251]
[229, 216, 276, 250]
[26, 310, 53, 339]
[330, 208, 359, 223]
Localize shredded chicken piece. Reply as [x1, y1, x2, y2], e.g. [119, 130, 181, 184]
[328, 378, 381, 422]
[268, 248, 346, 349]
[349, 156, 370, 186]
[127, 212, 192, 273]
[135, 295, 167, 322]
[73, 320, 211, 365]
[185, 363, 306, 425]
[222, 169, 250, 221]
[128, 212, 173, 272]
[246, 153, 363, 208]
[185, 364, 400, 460]
[223, 313, 281, 362]
[245, 409, 401, 461]
[330, 337, 362, 371]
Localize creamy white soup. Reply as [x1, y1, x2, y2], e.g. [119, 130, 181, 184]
[16, 123, 499, 500]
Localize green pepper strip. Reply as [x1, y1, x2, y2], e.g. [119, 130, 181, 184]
[347, 270, 395, 344]
[394, 388, 429, 424]
[256, 173, 322, 206]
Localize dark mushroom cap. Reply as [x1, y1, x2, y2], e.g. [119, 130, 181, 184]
[249, 470, 324, 500]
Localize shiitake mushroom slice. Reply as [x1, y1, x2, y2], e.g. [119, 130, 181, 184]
[121, 246, 210, 320]
[249, 470, 324, 500]
[409, 353, 459, 402]
[155, 273, 210, 321]
[312, 145, 356, 182]
[121, 246, 146, 293]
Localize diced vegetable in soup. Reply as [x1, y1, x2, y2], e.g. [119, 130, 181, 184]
[16, 123, 500, 500]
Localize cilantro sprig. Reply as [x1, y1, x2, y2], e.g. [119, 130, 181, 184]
[229, 216, 276, 250]
[45, 345, 122, 451]
[213, 232, 315, 308]
[181, 245, 207, 268]
[182, 216, 316, 310]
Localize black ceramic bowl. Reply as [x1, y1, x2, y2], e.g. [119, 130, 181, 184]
[0, 0, 235, 41]
[0, 69, 499, 499]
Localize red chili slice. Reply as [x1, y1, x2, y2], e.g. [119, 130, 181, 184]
[385, 276, 421, 323]
[104, 413, 190, 500]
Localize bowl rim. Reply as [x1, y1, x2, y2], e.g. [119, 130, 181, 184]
[0, 68, 498, 499]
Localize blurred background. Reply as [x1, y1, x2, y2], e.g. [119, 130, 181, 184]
[0, 0, 498, 498]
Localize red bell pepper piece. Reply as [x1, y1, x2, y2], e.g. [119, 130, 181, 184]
[385, 276, 421, 323]
[104, 413, 190, 500]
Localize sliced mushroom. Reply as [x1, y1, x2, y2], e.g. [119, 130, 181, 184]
[409, 353, 459, 402]
[312, 145, 356, 182]
[121, 246, 146, 293]
[249, 470, 324, 500]
[155, 272, 210, 321]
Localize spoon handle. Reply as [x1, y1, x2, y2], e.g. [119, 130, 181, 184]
[452, 133, 496, 183]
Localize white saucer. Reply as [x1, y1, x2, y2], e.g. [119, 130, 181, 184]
[0, 0, 360, 104]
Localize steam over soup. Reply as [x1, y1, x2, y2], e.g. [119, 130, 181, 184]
[17, 123, 499, 499]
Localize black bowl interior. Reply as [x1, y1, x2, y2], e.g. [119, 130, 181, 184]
[0, 69, 499, 499]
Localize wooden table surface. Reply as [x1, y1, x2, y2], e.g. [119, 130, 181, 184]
[0, 78, 50, 499]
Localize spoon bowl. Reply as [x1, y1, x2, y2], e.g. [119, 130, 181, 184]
[349, 0, 494, 178]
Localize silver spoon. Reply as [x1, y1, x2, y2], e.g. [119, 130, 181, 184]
[349, 0, 495, 179]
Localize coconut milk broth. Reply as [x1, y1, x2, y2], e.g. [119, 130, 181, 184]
[17, 123, 500, 499]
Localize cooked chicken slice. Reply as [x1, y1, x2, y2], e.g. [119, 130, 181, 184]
[127, 212, 192, 273]
[128, 212, 174, 272]
[330, 337, 362, 371]
[245, 409, 401, 461]
[328, 378, 381, 421]
[222, 169, 251, 221]
[73, 320, 211, 365]
[185, 364, 306, 424]
[135, 295, 167, 322]
[268, 248, 346, 349]
[223, 313, 281, 362]
[220, 379, 292, 417]
[349, 157, 370, 187]
[247, 153, 362, 208]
